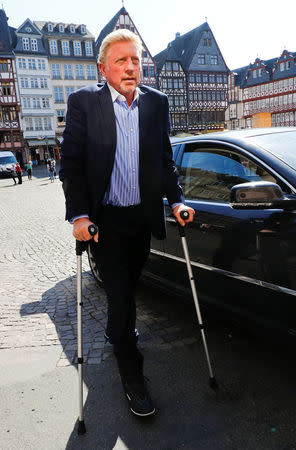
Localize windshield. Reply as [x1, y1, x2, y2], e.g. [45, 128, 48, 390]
[247, 132, 296, 169]
[0, 156, 16, 165]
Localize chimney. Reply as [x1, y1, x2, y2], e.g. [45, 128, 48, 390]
[175, 32, 180, 39]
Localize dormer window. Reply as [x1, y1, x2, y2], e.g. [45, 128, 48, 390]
[59, 24, 64, 33]
[80, 25, 86, 34]
[48, 23, 53, 32]
[70, 25, 75, 34]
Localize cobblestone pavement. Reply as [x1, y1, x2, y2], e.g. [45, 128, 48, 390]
[0, 166, 198, 368]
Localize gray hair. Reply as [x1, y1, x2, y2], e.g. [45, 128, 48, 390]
[98, 29, 142, 64]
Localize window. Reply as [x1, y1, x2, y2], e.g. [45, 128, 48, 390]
[85, 42, 93, 56]
[149, 66, 155, 77]
[23, 97, 31, 108]
[142, 66, 148, 77]
[203, 74, 208, 83]
[64, 64, 73, 79]
[54, 86, 64, 103]
[196, 73, 201, 83]
[162, 79, 167, 89]
[20, 78, 29, 88]
[34, 117, 43, 130]
[59, 24, 64, 33]
[25, 117, 33, 131]
[32, 97, 41, 108]
[21, 60, 29, 73]
[22, 38, 30, 51]
[210, 55, 218, 65]
[203, 38, 208, 46]
[37, 59, 46, 70]
[28, 58, 36, 70]
[49, 40, 58, 55]
[197, 54, 205, 65]
[57, 109, 66, 125]
[52, 63, 61, 79]
[179, 146, 276, 202]
[173, 62, 179, 71]
[217, 74, 222, 84]
[80, 25, 86, 34]
[209, 74, 215, 83]
[173, 79, 178, 89]
[0, 61, 8, 72]
[40, 78, 48, 88]
[31, 38, 38, 51]
[168, 95, 173, 107]
[167, 78, 173, 89]
[86, 65, 96, 80]
[165, 62, 172, 71]
[70, 25, 75, 34]
[48, 23, 53, 32]
[30, 78, 38, 88]
[75, 64, 84, 79]
[142, 51, 147, 58]
[62, 41, 70, 55]
[66, 86, 74, 99]
[43, 117, 52, 130]
[41, 97, 50, 108]
[189, 73, 195, 83]
[73, 41, 82, 56]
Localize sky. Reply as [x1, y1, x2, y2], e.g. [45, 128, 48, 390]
[5, 0, 296, 70]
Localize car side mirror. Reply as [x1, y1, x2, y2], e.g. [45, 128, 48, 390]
[230, 181, 296, 210]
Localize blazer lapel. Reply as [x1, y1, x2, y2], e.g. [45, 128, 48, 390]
[96, 83, 117, 169]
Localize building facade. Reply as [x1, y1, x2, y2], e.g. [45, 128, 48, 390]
[34, 21, 97, 143]
[226, 50, 296, 129]
[95, 7, 157, 88]
[0, 9, 25, 165]
[155, 22, 229, 134]
[13, 19, 55, 163]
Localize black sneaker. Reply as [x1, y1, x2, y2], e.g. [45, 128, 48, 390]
[121, 372, 155, 417]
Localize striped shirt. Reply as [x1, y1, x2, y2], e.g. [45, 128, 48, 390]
[103, 83, 141, 206]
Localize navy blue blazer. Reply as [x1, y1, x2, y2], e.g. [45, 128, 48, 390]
[60, 83, 184, 239]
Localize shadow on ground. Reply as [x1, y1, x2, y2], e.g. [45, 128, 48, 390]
[20, 274, 296, 449]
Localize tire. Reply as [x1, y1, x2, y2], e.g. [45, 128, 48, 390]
[87, 243, 104, 287]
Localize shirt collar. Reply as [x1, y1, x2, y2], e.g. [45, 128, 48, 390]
[107, 82, 141, 104]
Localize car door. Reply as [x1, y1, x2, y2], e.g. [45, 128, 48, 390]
[162, 140, 296, 334]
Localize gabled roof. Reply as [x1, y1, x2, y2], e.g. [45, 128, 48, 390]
[16, 18, 42, 36]
[154, 22, 227, 73]
[0, 9, 14, 57]
[95, 6, 126, 52]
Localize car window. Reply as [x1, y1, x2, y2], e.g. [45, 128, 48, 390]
[179, 145, 277, 202]
[171, 144, 180, 161]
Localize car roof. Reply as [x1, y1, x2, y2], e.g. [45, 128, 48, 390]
[170, 127, 296, 145]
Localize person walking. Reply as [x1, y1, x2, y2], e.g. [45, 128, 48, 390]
[60, 29, 194, 417]
[26, 160, 33, 180]
[15, 162, 22, 184]
[10, 164, 17, 185]
[47, 159, 55, 183]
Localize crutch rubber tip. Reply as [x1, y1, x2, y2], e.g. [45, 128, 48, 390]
[209, 377, 219, 391]
[77, 420, 86, 435]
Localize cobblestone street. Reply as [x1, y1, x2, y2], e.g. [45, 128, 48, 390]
[0, 166, 199, 368]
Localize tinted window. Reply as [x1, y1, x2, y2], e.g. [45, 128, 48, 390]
[171, 144, 180, 160]
[180, 145, 276, 202]
[0, 156, 17, 164]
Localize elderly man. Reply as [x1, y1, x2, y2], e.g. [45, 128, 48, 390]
[60, 29, 194, 417]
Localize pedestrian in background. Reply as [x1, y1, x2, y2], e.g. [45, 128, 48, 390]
[47, 158, 55, 183]
[10, 164, 17, 185]
[15, 162, 22, 184]
[26, 160, 32, 180]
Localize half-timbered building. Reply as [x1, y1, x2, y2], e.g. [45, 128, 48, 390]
[154, 22, 229, 134]
[95, 6, 157, 88]
[226, 50, 296, 129]
[0, 9, 25, 165]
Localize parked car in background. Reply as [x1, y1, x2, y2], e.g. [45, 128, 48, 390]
[88, 127, 296, 338]
[0, 151, 17, 178]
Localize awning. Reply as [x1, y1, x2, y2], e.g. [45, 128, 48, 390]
[27, 139, 57, 147]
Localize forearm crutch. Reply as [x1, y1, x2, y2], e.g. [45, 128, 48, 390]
[178, 210, 218, 390]
[76, 223, 98, 435]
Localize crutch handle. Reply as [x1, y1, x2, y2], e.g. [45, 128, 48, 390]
[76, 224, 98, 255]
[177, 210, 190, 237]
[180, 210, 190, 220]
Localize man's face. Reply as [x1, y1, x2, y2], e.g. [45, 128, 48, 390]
[99, 40, 140, 102]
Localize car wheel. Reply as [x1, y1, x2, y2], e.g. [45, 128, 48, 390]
[87, 243, 104, 287]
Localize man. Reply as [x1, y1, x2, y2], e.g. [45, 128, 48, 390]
[60, 29, 194, 417]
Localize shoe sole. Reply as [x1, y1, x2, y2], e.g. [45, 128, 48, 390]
[126, 394, 155, 417]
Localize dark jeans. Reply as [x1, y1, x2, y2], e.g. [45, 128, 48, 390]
[91, 205, 151, 349]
